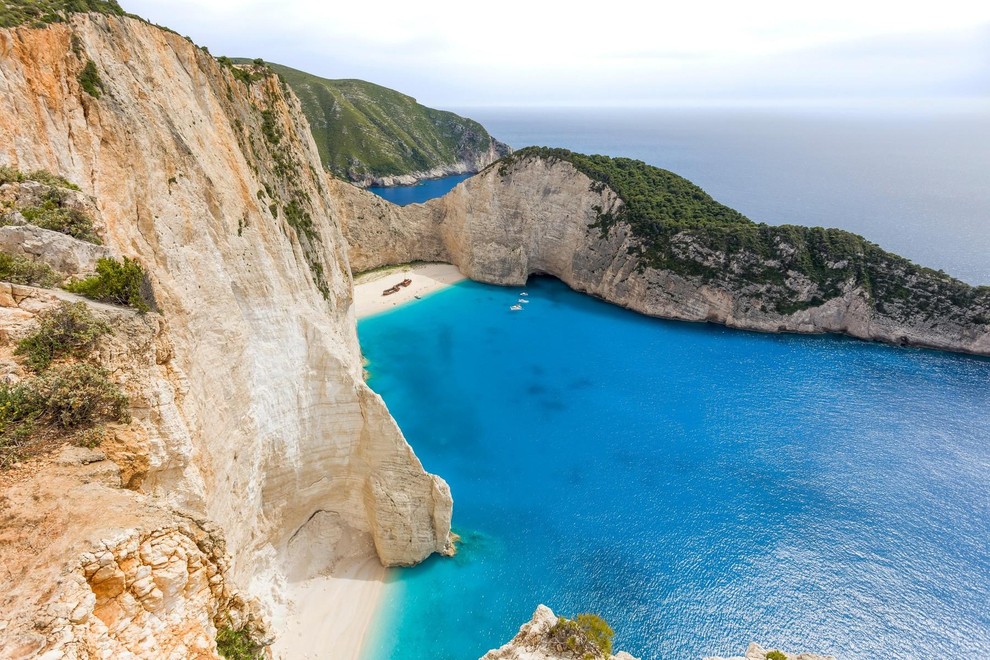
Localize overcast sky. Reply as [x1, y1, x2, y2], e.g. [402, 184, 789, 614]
[124, 0, 989, 109]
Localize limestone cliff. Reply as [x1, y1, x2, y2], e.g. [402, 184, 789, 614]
[0, 11, 451, 657]
[336, 153, 990, 356]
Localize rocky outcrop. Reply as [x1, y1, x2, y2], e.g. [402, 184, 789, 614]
[0, 224, 111, 278]
[0, 11, 451, 656]
[706, 642, 836, 660]
[481, 605, 638, 660]
[0, 285, 258, 658]
[337, 155, 990, 356]
[0, 445, 255, 660]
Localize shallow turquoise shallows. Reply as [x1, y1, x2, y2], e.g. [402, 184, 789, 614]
[358, 277, 990, 660]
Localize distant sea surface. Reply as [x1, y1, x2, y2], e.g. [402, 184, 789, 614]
[370, 107, 989, 284]
[359, 108, 990, 660]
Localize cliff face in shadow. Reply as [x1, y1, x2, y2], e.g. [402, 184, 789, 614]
[0, 13, 451, 657]
[336, 154, 990, 357]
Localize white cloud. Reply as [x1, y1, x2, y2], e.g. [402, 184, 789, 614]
[123, 0, 990, 107]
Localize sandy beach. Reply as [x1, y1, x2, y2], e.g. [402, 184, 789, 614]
[270, 556, 386, 660]
[354, 263, 466, 319]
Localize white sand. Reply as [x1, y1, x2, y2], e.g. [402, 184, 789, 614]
[270, 556, 386, 660]
[354, 263, 466, 319]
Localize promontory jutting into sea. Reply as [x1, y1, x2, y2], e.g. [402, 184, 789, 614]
[0, 2, 987, 660]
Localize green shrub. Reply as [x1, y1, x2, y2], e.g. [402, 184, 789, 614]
[766, 651, 787, 660]
[547, 612, 614, 659]
[64, 256, 155, 312]
[0, 252, 59, 287]
[28, 363, 128, 428]
[0, 0, 124, 28]
[78, 59, 104, 98]
[0, 165, 80, 191]
[216, 625, 265, 660]
[15, 301, 110, 372]
[17, 193, 101, 243]
[0, 381, 37, 468]
[574, 613, 614, 656]
[0, 363, 127, 467]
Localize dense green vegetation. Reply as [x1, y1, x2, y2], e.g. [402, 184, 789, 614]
[216, 625, 265, 660]
[15, 302, 109, 372]
[502, 147, 990, 322]
[0, 165, 80, 191]
[257, 61, 508, 182]
[64, 256, 155, 312]
[77, 59, 104, 98]
[0, 252, 59, 287]
[547, 612, 615, 659]
[0, 0, 124, 28]
[15, 193, 101, 243]
[0, 302, 126, 468]
[766, 651, 787, 660]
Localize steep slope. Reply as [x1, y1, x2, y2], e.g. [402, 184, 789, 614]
[0, 11, 451, 656]
[336, 150, 990, 356]
[263, 61, 511, 186]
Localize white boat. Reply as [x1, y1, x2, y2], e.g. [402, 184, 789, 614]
[520, 292, 528, 296]
[510, 304, 523, 311]
[518, 299, 530, 304]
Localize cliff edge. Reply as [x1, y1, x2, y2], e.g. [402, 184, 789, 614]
[337, 149, 990, 356]
[0, 11, 451, 657]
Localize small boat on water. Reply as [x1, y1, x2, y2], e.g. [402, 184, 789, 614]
[520, 292, 528, 296]
[518, 299, 529, 304]
[510, 304, 523, 311]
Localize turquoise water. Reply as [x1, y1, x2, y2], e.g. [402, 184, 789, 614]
[366, 173, 472, 206]
[360, 277, 990, 659]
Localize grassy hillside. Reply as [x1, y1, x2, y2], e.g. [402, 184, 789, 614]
[255, 61, 509, 183]
[501, 147, 990, 323]
[0, 0, 124, 28]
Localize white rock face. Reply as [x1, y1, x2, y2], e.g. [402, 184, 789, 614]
[481, 605, 639, 660]
[0, 13, 451, 655]
[337, 156, 990, 356]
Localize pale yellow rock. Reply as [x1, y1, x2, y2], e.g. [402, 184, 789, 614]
[0, 12, 451, 658]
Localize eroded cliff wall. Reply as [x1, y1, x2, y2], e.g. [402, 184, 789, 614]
[337, 156, 990, 356]
[0, 13, 451, 656]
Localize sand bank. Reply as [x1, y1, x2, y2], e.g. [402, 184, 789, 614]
[270, 556, 386, 660]
[354, 263, 466, 319]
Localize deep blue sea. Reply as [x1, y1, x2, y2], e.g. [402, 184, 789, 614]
[360, 278, 990, 659]
[366, 173, 472, 206]
[359, 109, 990, 659]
